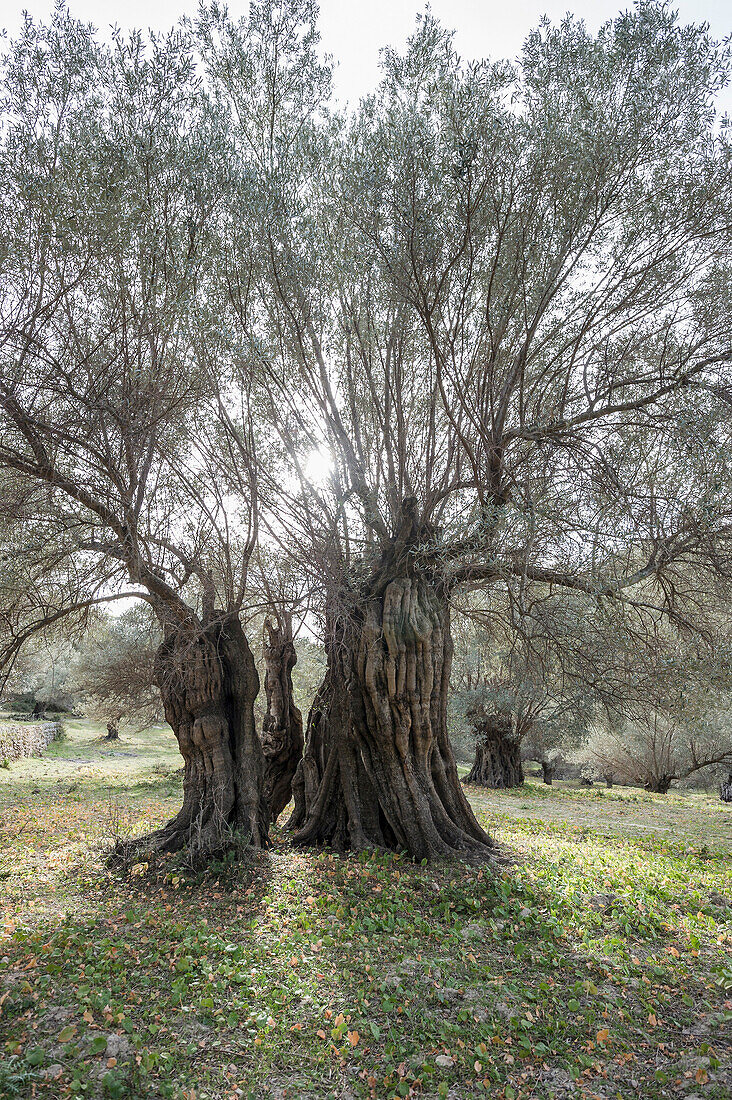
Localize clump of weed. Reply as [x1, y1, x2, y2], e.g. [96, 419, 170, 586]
[0, 1055, 44, 1099]
[151, 762, 175, 777]
[106, 800, 255, 892]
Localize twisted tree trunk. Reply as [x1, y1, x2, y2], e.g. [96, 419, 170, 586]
[288, 674, 330, 835]
[541, 760, 555, 785]
[289, 572, 495, 862]
[289, 650, 386, 850]
[465, 712, 524, 789]
[116, 612, 268, 859]
[645, 775, 673, 794]
[261, 614, 304, 822]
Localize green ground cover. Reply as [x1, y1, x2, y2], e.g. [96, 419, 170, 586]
[1, 720, 730, 1099]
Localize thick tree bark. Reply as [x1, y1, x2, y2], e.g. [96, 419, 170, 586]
[289, 573, 495, 862]
[115, 612, 268, 859]
[289, 653, 386, 850]
[288, 676, 329, 835]
[645, 775, 673, 794]
[541, 760, 555, 785]
[261, 614, 304, 823]
[465, 712, 524, 789]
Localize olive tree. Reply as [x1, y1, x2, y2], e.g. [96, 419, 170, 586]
[208, 1, 732, 859]
[449, 599, 588, 789]
[3, 2, 732, 868]
[68, 606, 163, 735]
[0, 12, 268, 856]
[583, 646, 732, 792]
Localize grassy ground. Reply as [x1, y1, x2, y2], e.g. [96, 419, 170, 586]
[0, 720, 730, 1100]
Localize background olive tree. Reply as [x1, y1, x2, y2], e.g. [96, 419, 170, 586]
[449, 594, 597, 788]
[582, 641, 732, 792]
[67, 606, 163, 736]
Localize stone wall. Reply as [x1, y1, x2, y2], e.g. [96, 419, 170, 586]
[0, 721, 64, 762]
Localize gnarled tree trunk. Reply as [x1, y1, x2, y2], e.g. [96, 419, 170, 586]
[118, 612, 268, 859]
[289, 651, 386, 850]
[645, 775, 673, 794]
[465, 712, 524, 789]
[261, 614, 304, 823]
[541, 760, 555, 785]
[289, 572, 495, 862]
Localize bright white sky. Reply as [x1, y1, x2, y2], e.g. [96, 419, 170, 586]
[1, 1, 731, 112]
